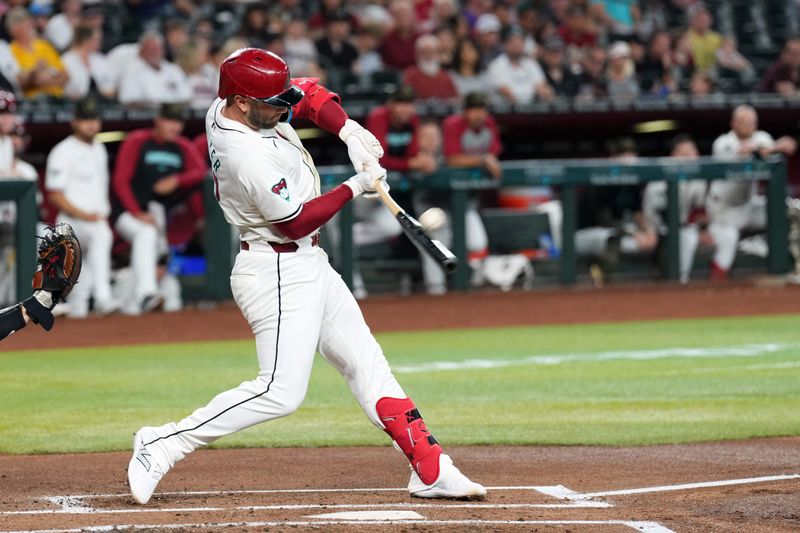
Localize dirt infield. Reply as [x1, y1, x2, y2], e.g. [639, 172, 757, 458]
[1, 439, 799, 532]
[3, 282, 800, 351]
[1, 282, 799, 531]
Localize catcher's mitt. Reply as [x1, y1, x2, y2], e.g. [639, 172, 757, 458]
[31, 223, 82, 303]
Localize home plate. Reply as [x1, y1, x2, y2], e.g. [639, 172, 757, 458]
[306, 510, 425, 521]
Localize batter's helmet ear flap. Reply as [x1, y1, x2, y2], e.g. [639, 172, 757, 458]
[279, 108, 293, 123]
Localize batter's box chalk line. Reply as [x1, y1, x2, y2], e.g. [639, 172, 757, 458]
[7, 520, 676, 533]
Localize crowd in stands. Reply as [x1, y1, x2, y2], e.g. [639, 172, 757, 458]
[0, 0, 794, 109]
[2, 0, 800, 308]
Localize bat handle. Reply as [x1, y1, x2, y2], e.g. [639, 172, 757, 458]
[373, 178, 402, 216]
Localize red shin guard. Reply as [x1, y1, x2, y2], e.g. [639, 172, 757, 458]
[376, 397, 442, 485]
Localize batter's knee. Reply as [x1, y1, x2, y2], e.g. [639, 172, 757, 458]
[253, 376, 306, 417]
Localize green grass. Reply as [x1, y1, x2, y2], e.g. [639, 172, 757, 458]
[1, 314, 799, 454]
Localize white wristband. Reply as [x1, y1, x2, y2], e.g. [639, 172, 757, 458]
[344, 179, 363, 198]
[338, 119, 362, 142]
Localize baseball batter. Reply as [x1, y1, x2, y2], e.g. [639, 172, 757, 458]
[127, 48, 486, 504]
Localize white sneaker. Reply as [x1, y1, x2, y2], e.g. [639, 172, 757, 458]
[127, 427, 171, 505]
[408, 454, 487, 500]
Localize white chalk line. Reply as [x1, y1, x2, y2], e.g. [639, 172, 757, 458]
[3, 485, 604, 516]
[6, 519, 676, 533]
[660, 360, 800, 376]
[35, 484, 555, 500]
[393, 342, 798, 373]
[1, 500, 611, 516]
[567, 474, 800, 500]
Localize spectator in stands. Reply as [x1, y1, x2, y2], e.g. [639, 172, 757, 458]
[672, 30, 695, 82]
[238, 3, 272, 48]
[558, 5, 598, 49]
[29, 3, 53, 37]
[308, 0, 358, 37]
[284, 18, 321, 77]
[707, 105, 797, 259]
[402, 34, 458, 100]
[589, 0, 637, 41]
[421, 0, 458, 34]
[606, 40, 639, 102]
[758, 38, 800, 96]
[450, 38, 490, 96]
[715, 35, 754, 87]
[0, 39, 22, 94]
[45, 98, 118, 318]
[45, 0, 82, 52]
[353, 28, 384, 83]
[541, 35, 580, 97]
[643, 134, 738, 283]
[366, 86, 435, 173]
[112, 103, 207, 313]
[575, 45, 608, 101]
[175, 40, 216, 110]
[688, 70, 715, 96]
[487, 27, 553, 104]
[62, 24, 115, 101]
[635, 0, 669, 42]
[379, 0, 419, 69]
[163, 19, 189, 63]
[637, 30, 672, 94]
[434, 23, 457, 69]
[7, 7, 68, 100]
[473, 13, 503, 69]
[315, 9, 359, 73]
[686, 3, 721, 71]
[540, 0, 570, 27]
[118, 30, 191, 107]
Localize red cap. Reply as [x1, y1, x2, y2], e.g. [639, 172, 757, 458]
[218, 48, 304, 107]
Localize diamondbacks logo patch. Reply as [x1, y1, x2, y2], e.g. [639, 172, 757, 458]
[271, 178, 290, 201]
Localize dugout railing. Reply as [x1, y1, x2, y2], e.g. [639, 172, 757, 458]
[0, 156, 789, 301]
[203, 155, 789, 298]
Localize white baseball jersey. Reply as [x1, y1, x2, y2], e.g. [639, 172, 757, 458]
[45, 135, 111, 216]
[205, 98, 321, 245]
[643, 180, 707, 228]
[710, 130, 774, 206]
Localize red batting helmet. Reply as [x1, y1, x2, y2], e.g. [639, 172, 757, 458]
[218, 48, 304, 107]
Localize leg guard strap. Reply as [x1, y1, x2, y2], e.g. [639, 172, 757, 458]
[376, 397, 441, 485]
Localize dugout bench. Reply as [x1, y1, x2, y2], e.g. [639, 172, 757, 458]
[0, 156, 788, 302]
[200, 155, 789, 298]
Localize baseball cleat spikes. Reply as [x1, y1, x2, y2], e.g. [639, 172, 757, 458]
[127, 427, 170, 505]
[408, 454, 487, 500]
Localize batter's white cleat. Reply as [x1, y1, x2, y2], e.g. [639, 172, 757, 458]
[408, 454, 487, 500]
[127, 427, 171, 505]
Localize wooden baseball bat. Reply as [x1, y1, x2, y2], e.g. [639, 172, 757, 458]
[373, 179, 458, 273]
